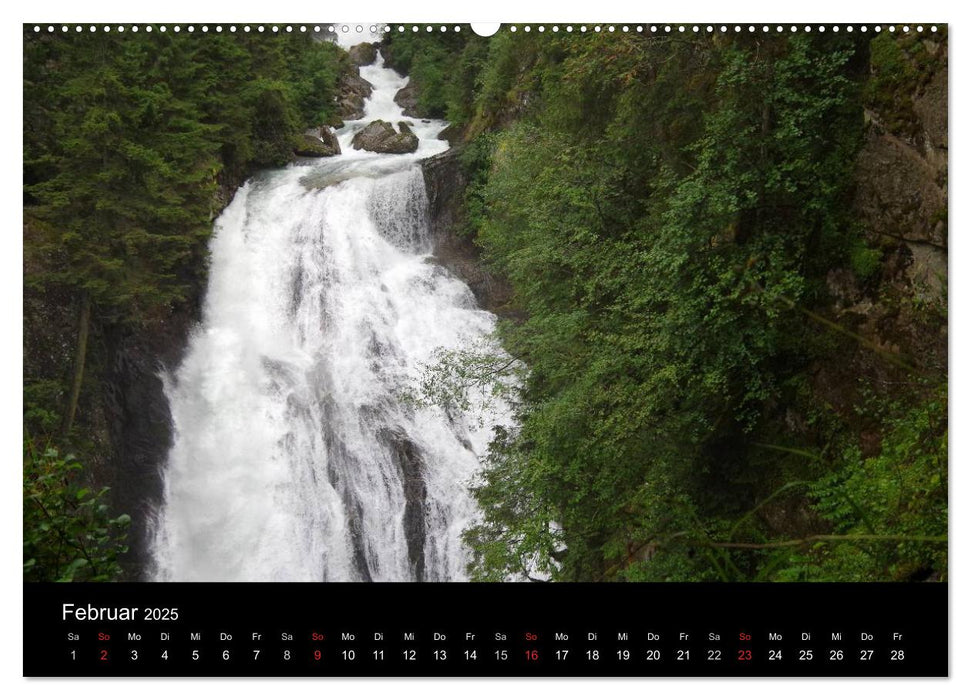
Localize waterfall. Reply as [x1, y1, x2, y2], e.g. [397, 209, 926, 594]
[151, 41, 509, 582]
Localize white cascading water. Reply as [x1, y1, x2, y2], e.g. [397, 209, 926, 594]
[152, 34, 509, 582]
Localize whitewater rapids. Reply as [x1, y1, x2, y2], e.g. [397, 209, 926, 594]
[151, 35, 509, 582]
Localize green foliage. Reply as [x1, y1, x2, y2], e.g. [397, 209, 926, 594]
[807, 385, 947, 581]
[444, 39, 491, 124]
[288, 40, 344, 127]
[849, 239, 883, 281]
[23, 27, 946, 586]
[865, 29, 945, 139]
[470, 32, 540, 130]
[866, 34, 918, 130]
[459, 134, 499, 237]
[24, 442, 130, 582]
[406, 42, 452, 117]
[23, 28, 343, 422]
[248, 80, 301, 166]
[383, 30, 551, 131]
[24, 28, 343, 323]
[434, 32, 948, 583]
[403, 339, 524, 425]
[24, 380, 65, 435]
[23, 28, 344, 579]
[384, 31, 481, 120]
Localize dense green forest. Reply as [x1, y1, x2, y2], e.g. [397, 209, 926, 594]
[24, 27, 947, 583]
[387, 28, 948, 582]
[23, 28, 347, 580]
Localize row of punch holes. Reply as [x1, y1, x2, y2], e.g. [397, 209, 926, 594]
[32, 24, 940, 35]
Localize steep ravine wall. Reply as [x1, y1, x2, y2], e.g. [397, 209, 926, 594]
[758, 35, 948, 538]
[420, 148, 513, 316]
[811, 34, 947, 433]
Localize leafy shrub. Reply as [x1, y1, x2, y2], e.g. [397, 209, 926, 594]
[23, 442, 130, 582]
[809, 386, 947, 581]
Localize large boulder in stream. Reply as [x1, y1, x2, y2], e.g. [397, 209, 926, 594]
[393, 83, 422, 118]
[351, 120, 419, 154]
[337, 70, 374, 120]
[348, 42, 378, 66]
[293, 127, 341, 158]
[318, 126, 342, 154]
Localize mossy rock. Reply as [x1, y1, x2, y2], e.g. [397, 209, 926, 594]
[294, 130, 341, 158]
[348, 42, 378, 67]
[351, 119, 418, 154]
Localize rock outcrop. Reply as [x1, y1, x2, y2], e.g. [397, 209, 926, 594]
[420, 148, 513, 315]
[393, 83, 421, 118]
[337, 70, 374, 121]
[379, 428, 427, 581]
[810, 31, 948, 433]
[852, 33, 947, 304]
[102, 310, 196, 579]
[855, 61, 947, 296]
[319, 126, 342, 155]
[351, 120, 419, 154]
[348, 42, 378, 67]
[293, 127, 341, 158]
[436, 123, 463, 146]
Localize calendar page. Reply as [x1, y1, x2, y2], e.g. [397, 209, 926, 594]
[22, 19, 948, 678]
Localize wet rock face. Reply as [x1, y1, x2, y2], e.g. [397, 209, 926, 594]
[337, 71, 374, 121]
[420, 148, 513, 315]
[319, 126, 342, 155]
[103, 313, 196, 580]
[293, 128, 341, 158]
[855, 123, 946, 252]
[348, 42, 378, 67]
[379, 428, 428, 581]
[351, 119, 419, 154]
[806, 32, 949, 437]
[436, 123, 463, 146]
[854, 33, 947, 297]
[393, 83, 421, 118]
